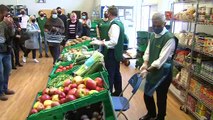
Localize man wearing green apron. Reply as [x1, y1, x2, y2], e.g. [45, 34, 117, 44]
[91, 6, 125, 96]
[139, 13, 177, 120]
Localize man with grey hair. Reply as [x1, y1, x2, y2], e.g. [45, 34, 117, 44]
[139, 12, 177, 120]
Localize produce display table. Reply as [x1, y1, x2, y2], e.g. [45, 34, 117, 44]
[27, 38, 117, 120]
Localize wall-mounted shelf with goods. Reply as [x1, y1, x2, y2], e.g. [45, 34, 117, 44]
[168, 0, 213, 119]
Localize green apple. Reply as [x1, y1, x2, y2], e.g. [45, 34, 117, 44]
[88, 90, 99, 95]
[33, 101, 43, 109]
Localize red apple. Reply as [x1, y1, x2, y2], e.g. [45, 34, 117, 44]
[63, 79, 71, 87]
[83, 77, 93, 84]
[86, 79, 97, 90]
[96, 86, 102, 92]
[68, 88, 77, 95]
[40, 94, 51, 103]
[59, 98, 66, 104]
[37, 103, 45, 111]
[95, 77, 104, 87]
[73, 76, 83, 84]
[63, 87, 70, 94]
[42, 88, 50, 95]
[84, 88, 90, 95]
[69, 64, 73, 69]
[69, 83, 78, 89]
[66, 66, 70, 69]
[74, 88, 85, 98]
[66, 95, 76, 102]
[54, 89, 61, 95]
[51, 101, 60, 107]
[49, 88, 58, 96]
[59, 66, 63, 69]
[77, 84, 86, 89]
[30, 108, 38, 115]
[57, 69, 62, 72]
[59, 92, 66, 99]
[62, 67, 66, 71]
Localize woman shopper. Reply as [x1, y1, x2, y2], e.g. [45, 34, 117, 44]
[79, 12, 91, 36]
[22, 15, 40, 63]
[66, 12, 82, 39]
[36, 10, 49, 58]
[44, 9, 65, 64]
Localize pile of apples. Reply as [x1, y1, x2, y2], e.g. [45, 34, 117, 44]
[55, 64, 73, 73]
[30, 76, 104, 115]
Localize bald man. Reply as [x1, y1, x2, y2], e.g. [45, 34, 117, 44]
[139, 13, 177, 120]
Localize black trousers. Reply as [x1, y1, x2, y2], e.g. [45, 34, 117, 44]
[104, 49, 122, 95]
[144, 70, 172, 120]
[24, 49, 36, 59]
[48, 44, 60, 64]
[13, 40, 26, 64]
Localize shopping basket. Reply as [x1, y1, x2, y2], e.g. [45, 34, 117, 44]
[44, 31, 65, 44]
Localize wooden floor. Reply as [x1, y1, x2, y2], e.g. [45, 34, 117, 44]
[0, 54, 194, 120]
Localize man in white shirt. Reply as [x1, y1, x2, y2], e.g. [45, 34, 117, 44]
[18, 8, 29, 30]
[139, 13, 177, 120]
[91, 6, 125, 96]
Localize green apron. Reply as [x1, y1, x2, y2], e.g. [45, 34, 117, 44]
[103, 19, 125, 62]
[98, 19, 110, 40]
[144, 32, 174, 96]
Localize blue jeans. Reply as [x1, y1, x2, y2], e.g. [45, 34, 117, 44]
[38, 35, 49, 55]
[0, 53, 12, 95]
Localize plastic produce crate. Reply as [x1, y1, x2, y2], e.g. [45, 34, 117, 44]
[49, 65, 80, 79]
[64, 102, 105, 120]
[27, 72, 116, 120]
[62, 40, 93, 54]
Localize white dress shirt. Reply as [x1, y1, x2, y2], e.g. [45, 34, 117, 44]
[18, 15, 29, 29]
[104, 19, 120, 48]
[142, 27, 176, 69]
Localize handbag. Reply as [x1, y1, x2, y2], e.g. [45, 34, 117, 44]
[20, 31, 30, 42]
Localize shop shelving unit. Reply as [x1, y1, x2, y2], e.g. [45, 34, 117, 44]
[169, 0, 213, 119]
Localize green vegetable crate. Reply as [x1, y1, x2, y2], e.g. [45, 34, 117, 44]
[49, 65, 80, 79]
[27, 72, 116, 120]
[62, 40, 93, 54]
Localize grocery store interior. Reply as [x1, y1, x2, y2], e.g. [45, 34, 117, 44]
[0, 0, 213, 120]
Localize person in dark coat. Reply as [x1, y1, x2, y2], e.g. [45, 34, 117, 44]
[44, 9, 65, 64]
[0, 5, 15, 101]
[56, 7, 67, 34]
[79, 12, 91, 36]
[66, 12, 82, 39]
